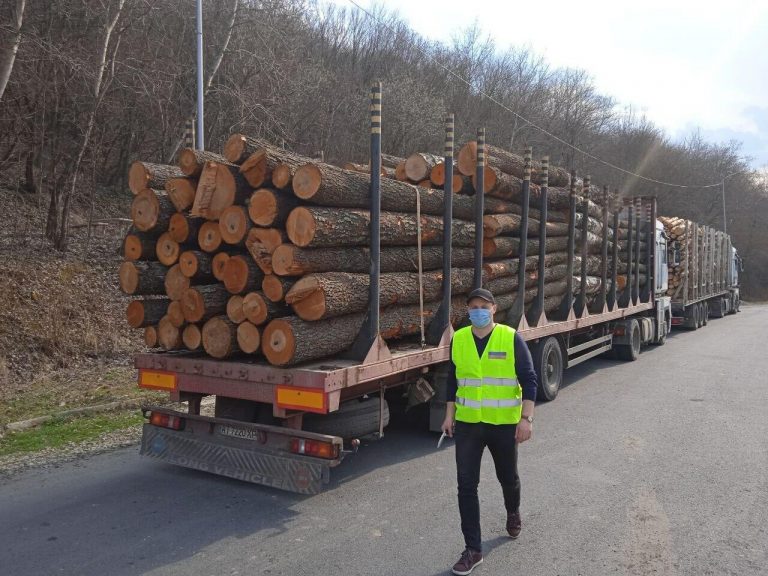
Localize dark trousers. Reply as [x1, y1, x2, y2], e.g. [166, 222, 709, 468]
[455, 421, 520, 552]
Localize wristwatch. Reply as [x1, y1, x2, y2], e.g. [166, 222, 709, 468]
[522, 415, 534, 424]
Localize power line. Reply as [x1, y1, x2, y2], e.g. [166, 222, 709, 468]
[344, 0, 731, 190]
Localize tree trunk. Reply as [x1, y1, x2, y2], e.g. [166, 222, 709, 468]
[0, 0, 25, 102]
[226, 294, 246, 324]
[191, 160, 251, 220]
[179, 250, 214, 281]
[202, 316, 240, 359]
[245, 227, 287, 274]
[164, 263, 191, 301]
[168, 213, 203, 244]
[158, 315, 183, 350]
[126, 298, 170, 328]
[239, 143, 312, 188]
[182, 324, 202, 351]
[223, 134, 271, 164]
[285, 268, 476, 321]
[285, 206, 475, 248]
[242, 291, 290, 326]
[181, 284, 230, 323]
[247, 188, 297, 227]
[144, 326, 160, 348]
[131, 189, 174, 232]
[155, 232, 181, 266]
[219, 205, 252, 245]
[483, 236, 569, 259]
[484, 265, 569, 294]
[457, 141, 570, 187]
[405, 152, 442, 182]
[119, 261, 167, 295]
[129, 161, 184, 195]
[177, 148, 227, 177]
[483, 214, 570, 238]
[262, 274, 297, 302]
[482, 253, 570, 281]
[165, 177, 197, 212]
[271, 245, 477, 276]
[236, 321, 261, 354]
[167, 300, 186, 328]
[223, 255, 265, 294]
[212, 252, 230, 281]
[123, 231, 158, 261]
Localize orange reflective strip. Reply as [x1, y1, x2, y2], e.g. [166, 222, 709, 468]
[276, 386, 327, 414]
[138, 369, 177, 391]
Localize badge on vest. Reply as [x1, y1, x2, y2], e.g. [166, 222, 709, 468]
[488, 351, 507, 360]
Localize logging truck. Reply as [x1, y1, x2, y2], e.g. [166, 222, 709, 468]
[129, 102, 740, 493]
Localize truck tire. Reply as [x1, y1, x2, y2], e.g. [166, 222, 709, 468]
[689, 305, 699, 330]
[615, 319, 641, 361]
[531, 337, 563, 402]
[650, 315, 667, 346]
[700, 302, 708, 326]
[303, 397, 390, 440]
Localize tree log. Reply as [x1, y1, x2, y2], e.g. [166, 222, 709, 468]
[165, 177, 197, 212]
[483, 232, 603, 258]
[457, 141, 570, 187]
[223, 134, 271, 164]
[271, 244, 477, 276]
[158, 315, 182, 350]
[168, 213, 203, 244]
[144, 326, 160, 348]
[156, 232, 181, 266]
[124, 232, 157, 261]
[164, 263, 191, 301]
[179, 250, 214, 280]
[226, 294, 246, 324]
[291, 162, 478, 219]
[182, 324, 202, 351]
[405, 152, 442, 182]
[223, 255, 265, 294]
[237, 321, 261, 354]
[242, 291, 290, 326]
[483, 214, 570, 238]
[178, 148, 227, 178]
[262, 274, 297, 302]
[395, 162, 408, 181]
[181, 284, 230, 323]
[129, 161, 184, 195]
[119, 261, 167, 295]
[191, 161, 251, 219]
[212, 252, 230, 281]
[131, 189, 174, 233]
[248, 188, 298, 227]
[198, 221, 222, 253]
[126, 298, 170, 328]
[286, 206, 475, 249]
[484, 265, 569, 294]
[244, 227, 287, 275]
[219, 205, 252, 245]
[482, 253, 571, 281]
[167, 300, 186, 328]
[239, 144, 312, 189]
[381, 153, 406, 169]
[202, 316, 240, 359]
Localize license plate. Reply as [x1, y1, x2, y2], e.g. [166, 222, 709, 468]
[218, 424, 260, 440]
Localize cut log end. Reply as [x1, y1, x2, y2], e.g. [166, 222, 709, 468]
[165, 178, 196, 212]
[124, 234, 152, 262]
[167, 300, 185, 328]
[262, 274, 294, 302]
[292, 164, 322, 199]
[223, 256, 257, 294]
[262, 319, 296, 366]
[158, 316, 182, 350]
[144, 326, 159, 348]
[198, 221, 222, 253]
[430, 162, 446, 186]
[212, 253, 230, 281]
[271, 244, 299, 276]
[226, 295, 246, 324]
[272, 164, 293, 189]
[202, 316, 239, 359]
[223, 134, 249, 164]
[119, 261, 139, 295]
[131, 189, 163, 232]
[285, 206, 316, 247]
[180, 287, 206, 323]
[182, 324, 202, 350]
[178, 148, 202, 177]
[236, 321, 261, 354]
[457, 141, 478, 176]
[240, 150, 268, 188]
[164, 264, 190, 301]
[156, 233, 180, 266]
[219, 205, 250, 244]
[248, 188, 280, 226]
[242, 291, 269, 325]
[179, 250, 199, 278]
[126, 300, 145, 328]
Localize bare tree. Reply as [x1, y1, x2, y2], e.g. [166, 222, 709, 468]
[0, 0, 26, 101]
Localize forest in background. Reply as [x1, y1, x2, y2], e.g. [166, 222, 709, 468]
[1, 0, 766, 297]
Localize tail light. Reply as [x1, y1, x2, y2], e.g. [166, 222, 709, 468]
[613, 326, 626, 336]
[290, 438, 339, 459]
[149, 411, 186, 431]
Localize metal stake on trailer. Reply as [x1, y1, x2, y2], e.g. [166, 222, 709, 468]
[345, 82, 390, 363]
[619, 198, 634, 308]
[426, 113, 455, 346]
[591, 185, 610, 313]
[527, 155, 549, 327]
[473, 128, 486, 290]
[555, 171, 578, 320]
[608, 192, 620, 311]
[642, 198, 654, 303]
[507, 147, 532, 330]
[575, 176, 591, 318]
[633, 197, 641, 305]
[195, 0, 205, 150]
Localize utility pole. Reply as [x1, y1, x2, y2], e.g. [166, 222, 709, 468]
[196, 0, 205, 150]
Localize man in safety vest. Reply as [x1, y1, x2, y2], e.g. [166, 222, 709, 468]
[442, 288, 538, 576]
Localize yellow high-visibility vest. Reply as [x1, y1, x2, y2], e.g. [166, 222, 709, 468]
[451, 324, 522, 425]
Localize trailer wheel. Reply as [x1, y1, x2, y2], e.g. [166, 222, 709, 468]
[616, 319, 641, 361]
[651, 316, 667, 346]
[531, 337, 563, 402]
[303, 397, 390, 440]
[689, 305, 699, 330]
[701, 302, 708, 326]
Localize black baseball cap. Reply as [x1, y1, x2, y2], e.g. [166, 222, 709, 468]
[466, 288, 495, 304]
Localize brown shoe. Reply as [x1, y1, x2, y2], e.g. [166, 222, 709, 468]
[506, 511, 521, 539]
[452, 548, 483, 575]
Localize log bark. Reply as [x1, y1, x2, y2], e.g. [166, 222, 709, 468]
[164, 263, 190, 301]
[198, 221, 222, 253]
[223, 134, 270, 164]
[158, 315, 182, 350]
[285, 206, 475, 249]
[129, 161, 184, 195]
[131, 189, 174, 233]
[291, 162, 478, 220]
[262, 274, 297, 302]
[168, 213, 203, 244]
[457, 141, 570, 187]
[179, 250, 214, 280]
[181, 284, 230, 323]
[167, 300, 186, 328]
[271, 244, 477, 276]
[191, 160, 252, 220]
[381, 154, 406, 169]
[155, 232, 181, 266]
[285, 268, 476, 321]
[248, 188, 297, 227]
[236, 321, 261, 354]
[178, 148, 227, 177]
[484, 265, 569, 294]
[405, 152, 442, 182]
[245, 228, 287, 274]
[124, 232, 157, 261]
[242, 291, 290, 326]
[126, 298, 170, 328]
[226, 294, 246, 324]
[119, 261, 167, 295]
[165, 177, 197, 212]
[239, 144, 312, 189]
[182, 324, 202, 351]
[482, 253, 571, 281]
[483, 214, 570, 238]
[202, 316, 240, 359]
[223, 255, 265, 294]
[483, 232, 603, 258]
[219, 205, 253, 245]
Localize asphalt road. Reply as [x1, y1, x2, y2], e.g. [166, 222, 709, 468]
[1, 304, 766, 576]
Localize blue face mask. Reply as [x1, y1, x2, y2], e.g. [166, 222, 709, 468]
[468, 308, 492, 328]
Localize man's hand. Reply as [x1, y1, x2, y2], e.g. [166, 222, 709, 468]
[441, 416, 454, 437]
[515, 419, 532, 443]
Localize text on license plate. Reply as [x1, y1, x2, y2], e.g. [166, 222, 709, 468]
[218, 424, 260, 440]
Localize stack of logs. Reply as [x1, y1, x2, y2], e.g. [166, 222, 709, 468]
[120, 135, 640, 367]
[658, 215, 716, 296]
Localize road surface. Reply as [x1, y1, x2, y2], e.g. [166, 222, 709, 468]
[1, 304, 766, 576]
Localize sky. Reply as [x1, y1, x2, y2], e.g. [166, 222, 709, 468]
[334, 0, 768, 169]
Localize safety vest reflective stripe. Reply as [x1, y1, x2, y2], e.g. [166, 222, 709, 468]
[456, 397, 523, 409]
[457, 378, 483, 387]
[457, 377, 519, 387]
